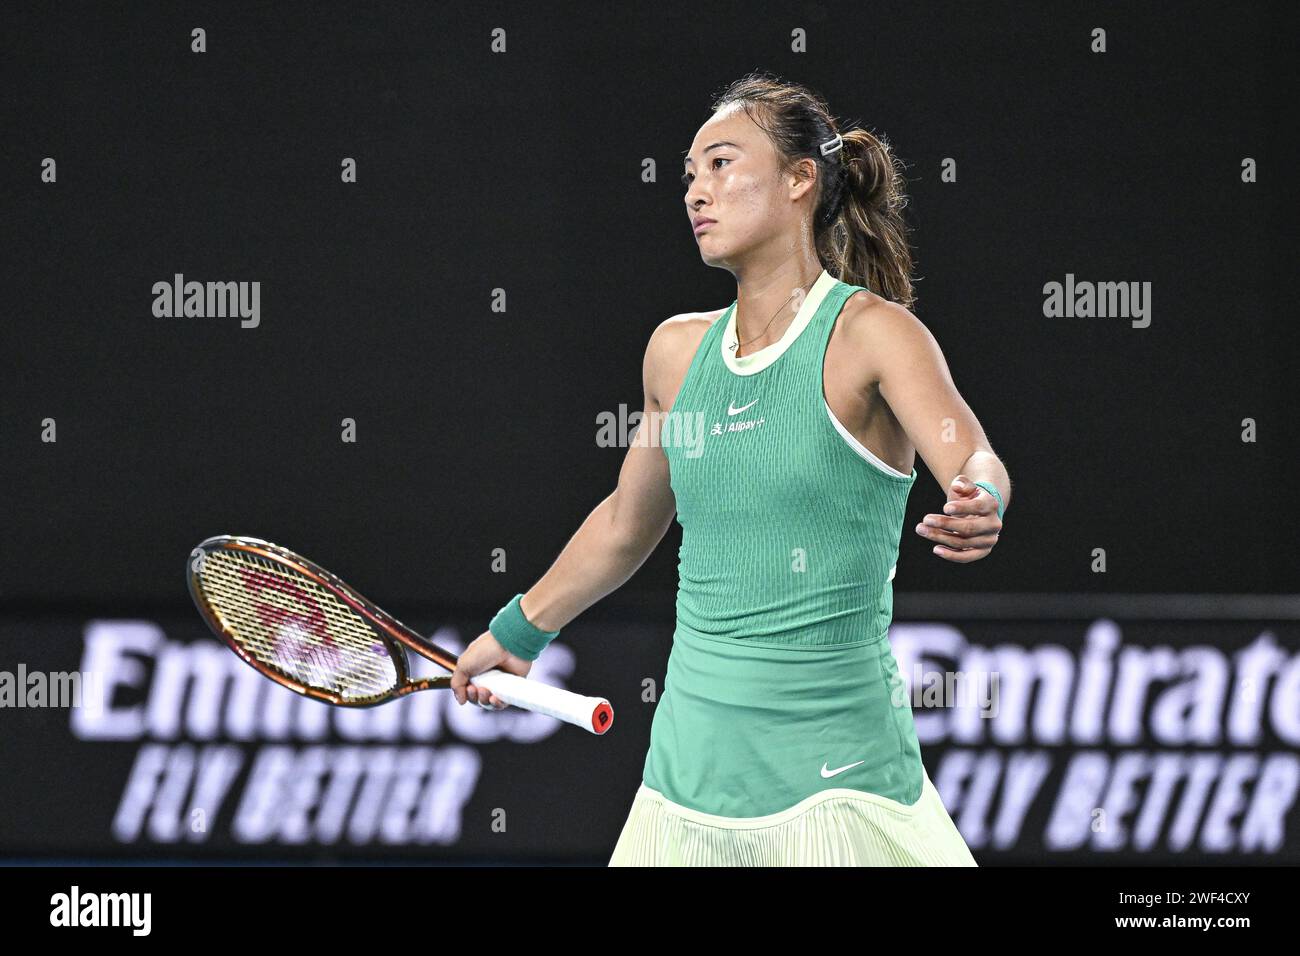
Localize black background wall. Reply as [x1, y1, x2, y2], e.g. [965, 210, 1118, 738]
[3, 1, 1293, 615]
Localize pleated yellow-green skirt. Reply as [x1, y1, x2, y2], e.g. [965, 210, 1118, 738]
[608, 764, 977, 866]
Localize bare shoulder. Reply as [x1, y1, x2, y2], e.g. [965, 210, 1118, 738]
[648, 309, 720, 356]
[643, 308, 725, 406]
[838, 289, 929, 343]
[834, 290, 940, 380]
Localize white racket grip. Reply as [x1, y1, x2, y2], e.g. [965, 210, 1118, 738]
[472, 669, 614, 735]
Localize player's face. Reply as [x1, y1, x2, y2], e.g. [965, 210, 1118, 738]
[683, 107, 799, 267]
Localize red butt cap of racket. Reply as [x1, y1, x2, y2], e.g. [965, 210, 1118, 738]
[592, 701, 614, 735]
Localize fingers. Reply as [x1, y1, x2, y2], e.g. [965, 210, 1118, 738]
[931, 543, 991, 563]
[941, 495, 992, 517]
[465, 683, 506, 710]
[916, 509, 1001, 563]
[455, 673, 507, 709]
[451, 631, 527, 709]
[452, 656, 483, 706]
[916, 513, 1001, 543]
[452, 631, 501, 706]
[949, 474, 980, 498]
[449, 667, 469, 705]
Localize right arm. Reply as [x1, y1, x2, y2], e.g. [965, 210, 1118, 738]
[450, 315, 704, 706]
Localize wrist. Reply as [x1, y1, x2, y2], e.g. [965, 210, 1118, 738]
[519, 591, 564, 634]
[972, 480, 1005, 520]
[489, 593, 561, 662]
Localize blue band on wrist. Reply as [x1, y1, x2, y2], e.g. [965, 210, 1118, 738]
[973, 480, 1005, 520]
[489, 593, 560, 662]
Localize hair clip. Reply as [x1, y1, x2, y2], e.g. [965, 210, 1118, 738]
[819, 133, 844, 157]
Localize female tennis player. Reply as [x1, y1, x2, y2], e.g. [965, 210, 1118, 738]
[451, 72, 1009, 866]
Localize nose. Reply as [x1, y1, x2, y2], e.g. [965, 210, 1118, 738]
[685, 181, 709, 214]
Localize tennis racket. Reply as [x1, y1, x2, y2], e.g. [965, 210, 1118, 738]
[186, 535, 613, 735]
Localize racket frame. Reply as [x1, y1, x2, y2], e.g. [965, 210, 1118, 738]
[188, 535, 456, 707]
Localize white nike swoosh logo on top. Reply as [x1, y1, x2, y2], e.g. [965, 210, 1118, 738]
[727, 399, 759, 416]
[820, 760, 866, 778]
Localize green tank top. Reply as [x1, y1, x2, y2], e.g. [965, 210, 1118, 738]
[644, 268, 925, 817]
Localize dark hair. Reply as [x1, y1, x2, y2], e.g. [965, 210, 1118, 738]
[710, 71, 917, 308]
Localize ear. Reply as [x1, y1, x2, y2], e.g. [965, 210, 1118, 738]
[788, 156, 820, 202]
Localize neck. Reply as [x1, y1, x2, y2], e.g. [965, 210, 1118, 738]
[731, 252, 826, 355]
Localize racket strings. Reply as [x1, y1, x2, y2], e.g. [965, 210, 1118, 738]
[196, 548, 398, 700]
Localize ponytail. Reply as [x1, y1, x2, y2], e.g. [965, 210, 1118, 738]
[820, 127, 916, 308]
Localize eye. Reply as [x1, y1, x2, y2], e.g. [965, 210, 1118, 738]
[681, 157, 731, 189]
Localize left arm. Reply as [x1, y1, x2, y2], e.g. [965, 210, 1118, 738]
[856, 299, 1011, 563]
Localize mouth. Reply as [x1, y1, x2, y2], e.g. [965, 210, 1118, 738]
[693, 219, 716, 236]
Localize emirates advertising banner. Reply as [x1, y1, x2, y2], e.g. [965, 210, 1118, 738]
[0, 603, 1296, 863]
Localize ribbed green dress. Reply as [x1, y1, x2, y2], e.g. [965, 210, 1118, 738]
[609, 269, 976, 866]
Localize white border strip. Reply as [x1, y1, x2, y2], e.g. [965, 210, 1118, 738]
[823, 398, 911, 478]
[721, 269, 838, 376]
